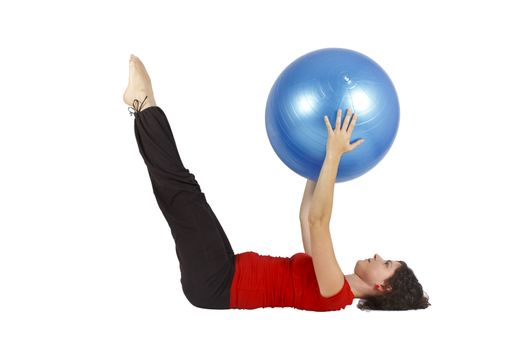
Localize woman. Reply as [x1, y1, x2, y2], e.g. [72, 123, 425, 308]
[123, 54, 430, 312]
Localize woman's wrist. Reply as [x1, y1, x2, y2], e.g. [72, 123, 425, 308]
[325, 151, 342, 161]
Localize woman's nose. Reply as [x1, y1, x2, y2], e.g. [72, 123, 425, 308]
[374, 254, 382, 260]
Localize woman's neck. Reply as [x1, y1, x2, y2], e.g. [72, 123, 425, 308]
[345, 274, 374, 299]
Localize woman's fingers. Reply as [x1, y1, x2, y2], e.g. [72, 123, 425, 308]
[347, 109, 358, 133]
[325, 108, 358, 135]
[323, 115, 332, 133]
[350, 139, 365, 149]
[334, 108, 342, 130]
[342, 108, 352, 131]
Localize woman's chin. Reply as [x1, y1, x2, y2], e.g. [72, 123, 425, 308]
[354, 260, 364, 273]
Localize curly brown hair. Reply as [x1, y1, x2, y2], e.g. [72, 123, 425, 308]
[357, 261, 430, 311]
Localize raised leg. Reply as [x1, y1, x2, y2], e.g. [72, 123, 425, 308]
[124, 55, 235, 309]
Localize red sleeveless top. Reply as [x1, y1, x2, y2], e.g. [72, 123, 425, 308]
[229, 251, 355, 312]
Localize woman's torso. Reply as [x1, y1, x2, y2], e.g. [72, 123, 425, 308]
[229, 251, 354, 311]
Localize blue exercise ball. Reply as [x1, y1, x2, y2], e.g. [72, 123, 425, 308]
[265, 48, 400, 182]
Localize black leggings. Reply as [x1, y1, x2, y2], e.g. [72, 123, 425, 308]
[130, 103, 236, 309]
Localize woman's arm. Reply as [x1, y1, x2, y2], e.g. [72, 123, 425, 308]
[307, 155, 344, 297]
[300, 179, 317, 219]
[299, 179, 317, 255]
[307, 108, 364, 297]
[307, 154, 340, 224]
[307, 154, 344, 296]
[308, 108, 363, 224]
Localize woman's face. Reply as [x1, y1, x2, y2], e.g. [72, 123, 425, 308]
[354, 254, 403, 287]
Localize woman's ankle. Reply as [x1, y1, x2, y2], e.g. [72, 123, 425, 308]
[142, 98, 157, 110]
[132, 95, 156, 111]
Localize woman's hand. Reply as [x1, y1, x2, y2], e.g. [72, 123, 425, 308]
[323, 108, 364, 157]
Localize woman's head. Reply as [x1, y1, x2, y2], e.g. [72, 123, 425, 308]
[353, 254, 430, 311]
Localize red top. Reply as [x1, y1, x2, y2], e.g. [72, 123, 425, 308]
[229, 251, 355, 312]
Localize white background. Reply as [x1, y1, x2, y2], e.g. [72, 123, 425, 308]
[1, 0, 523, 349]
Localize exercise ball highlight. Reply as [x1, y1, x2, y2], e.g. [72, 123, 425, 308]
[265, 48, 400, 182]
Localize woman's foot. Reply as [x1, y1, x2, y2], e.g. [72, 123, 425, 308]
[123, 54, 157, 110]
